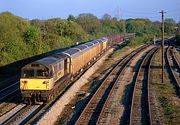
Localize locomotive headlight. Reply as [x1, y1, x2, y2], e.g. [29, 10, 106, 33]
[22, 80, 27, 83]
[20, 84, 23, 89]
[20, 80, 28, 89]
[43, 80, 49, 84]
[43, 80, 50, 89]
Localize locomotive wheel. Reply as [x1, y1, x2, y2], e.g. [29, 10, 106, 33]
[71, 77, 74, 81]
[49, 95, 54, 101]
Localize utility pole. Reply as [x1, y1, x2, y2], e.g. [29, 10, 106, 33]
[160, 10, 166, 83]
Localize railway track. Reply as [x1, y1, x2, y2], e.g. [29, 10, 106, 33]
[0, 103, 43, 125]
[96, 47, 157, 124]
[0, 81, 19, 101]
[148, 48, 160, 125]
[0, 104, 26, 124]
[166, 46, 180, 90]
[172, 47, 180, 66]
[74, 44, 152, 124]
[129, 47, 158, 125]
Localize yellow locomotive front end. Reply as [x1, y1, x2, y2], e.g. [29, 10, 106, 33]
[20, 68, 53, 91]
[20, 78, 52, 90]
[20, 63, 54, 104]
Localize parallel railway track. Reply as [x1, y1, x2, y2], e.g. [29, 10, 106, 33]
[96, 47, 157, 125]
[129, 48, 158, 125]
[0, 81, 20, 115]
[172, 47, 180, 67]
[165, 46, 180, 93]
[74, 44, 153, 124]
[0, 104, 43, 125]
[148, 48, 160, 125]
[0, 81, 19, 102]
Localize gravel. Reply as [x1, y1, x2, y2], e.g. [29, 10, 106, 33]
[100, 46, 154, 124]
[0, 104, 26, 124]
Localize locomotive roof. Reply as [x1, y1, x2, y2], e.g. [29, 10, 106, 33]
[23, 53, 68, 70]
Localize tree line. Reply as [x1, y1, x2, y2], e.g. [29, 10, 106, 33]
[0, 12, 178, 66]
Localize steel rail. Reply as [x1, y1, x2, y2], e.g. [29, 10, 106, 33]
[172, 47, 180, 67]
[166, 46, 180, 88]
[0, 81, 19, 94]
[172, 47, 180, 76]
[96, 47, 156, 125]
[148, 48, 159, 125]
[0, 104, 28, 125]
[75, 44, 151, 125]
[0, 81, 19, 101]
[1, 104, 44, 125]
[129, 47, 158, 125]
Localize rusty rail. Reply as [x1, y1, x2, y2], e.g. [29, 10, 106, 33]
[129, 47, 158, 125]
[166, 46, 180, 90]
[75, 44, 151, 125]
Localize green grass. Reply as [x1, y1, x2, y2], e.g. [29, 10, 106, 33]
[152, 49, 180, 125]
[110, 46, 132, 58]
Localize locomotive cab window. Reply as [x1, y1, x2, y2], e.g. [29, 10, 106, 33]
[22, 69, 34, 78]
[36, 69, 49, 78]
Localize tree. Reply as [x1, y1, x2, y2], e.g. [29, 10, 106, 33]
[67, 15, 76, 22]
[77, 13, 101, 35]
[23, 26, 45, 55]
[102, 13, 111, 20]
[118, 20, 126, 33]
[0, 12, 30, 65]
[152, 21, 161, 36]
[165, 18, 176, 35]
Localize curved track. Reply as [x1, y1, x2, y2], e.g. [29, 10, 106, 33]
[129, 48, 158, 125]
[148, 48, 160, 125]
[74, 44, 152, 125]
[166, 46, 180, 93]
[172, 47, 180, 67]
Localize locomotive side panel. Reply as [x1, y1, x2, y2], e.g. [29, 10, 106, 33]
[52, 60, 65, 82]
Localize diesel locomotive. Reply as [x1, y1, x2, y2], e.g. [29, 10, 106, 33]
[20, 34, 130, 104]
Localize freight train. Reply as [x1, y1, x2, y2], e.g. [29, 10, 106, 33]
[20, 34, 133, 104]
